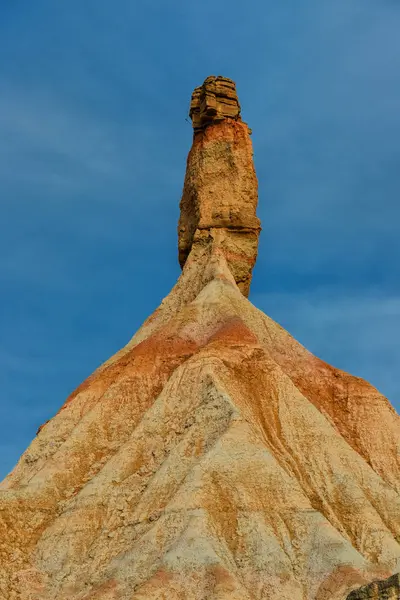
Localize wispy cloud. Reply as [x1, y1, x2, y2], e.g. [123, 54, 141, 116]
[247, 0, 400, 275]
[0, 88, 126, 186]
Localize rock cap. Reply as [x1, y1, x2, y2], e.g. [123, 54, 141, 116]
[189, 75, 241, 132]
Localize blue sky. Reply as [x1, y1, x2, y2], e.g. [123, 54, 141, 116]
[1, 0, 399, 479]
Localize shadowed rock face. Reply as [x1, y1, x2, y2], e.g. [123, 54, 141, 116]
[346, 572, 400, 599]
[178, 76, 261, 297]
[0, 77, 399, 600]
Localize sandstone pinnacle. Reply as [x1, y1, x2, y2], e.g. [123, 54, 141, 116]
[178, 75, 261, 297]
[189, 76, 241, 131]
[0, 78, 399, 600]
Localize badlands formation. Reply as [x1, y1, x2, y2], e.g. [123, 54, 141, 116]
[1, 76, 400, 600]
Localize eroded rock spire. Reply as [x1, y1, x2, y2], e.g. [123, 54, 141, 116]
[1, 77, 399, 600]
[178, 75, 261, 297]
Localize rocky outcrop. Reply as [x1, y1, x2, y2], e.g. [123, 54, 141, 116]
[347, 572, 400, 599]
[0, 77, 399, 600]
[179, 76, 261, 297]
[189, 75, 241, 132]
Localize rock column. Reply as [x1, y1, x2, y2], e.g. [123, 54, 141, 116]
[178, 75, 261, 297]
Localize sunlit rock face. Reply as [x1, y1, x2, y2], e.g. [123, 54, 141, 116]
[178, 75, 261, 297]
[0, 77, 399, 600]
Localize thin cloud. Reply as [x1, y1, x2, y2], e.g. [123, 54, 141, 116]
[0, 89, 125, 181]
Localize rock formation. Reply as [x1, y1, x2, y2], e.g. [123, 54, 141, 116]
[189, 76, 241, 132]
[1, 76, 400, 600]
[178, 75, 261, 297]
[347, 573, 400, 600]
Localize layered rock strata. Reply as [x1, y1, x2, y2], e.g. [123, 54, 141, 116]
[0, 77, 399, 600]
[189, 75, 241, 132]
[178, 75, 261, 297]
